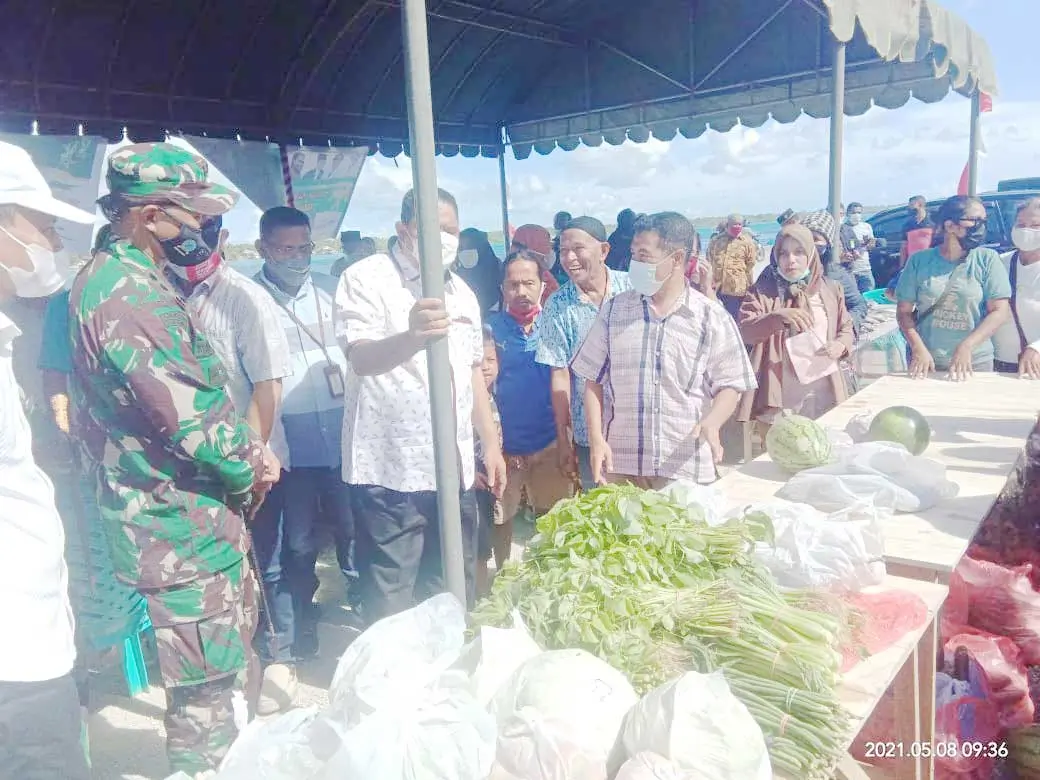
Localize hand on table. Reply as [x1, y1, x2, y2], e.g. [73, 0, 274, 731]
[909, 348, 935, 379]
[1019, 347, 1040, 380]
[945, 345, 975, 382]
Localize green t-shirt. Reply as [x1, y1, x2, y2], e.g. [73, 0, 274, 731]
[895, 246, 1011, 369]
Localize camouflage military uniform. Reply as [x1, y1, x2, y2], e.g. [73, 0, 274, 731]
[67, 144, 263, 775]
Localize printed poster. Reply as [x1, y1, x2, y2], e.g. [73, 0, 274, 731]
[184, 135, 287, 213]
[0, 133, 106, 256]
[287, 146, 369, 240]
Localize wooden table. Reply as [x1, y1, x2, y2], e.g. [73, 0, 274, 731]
[835, 576, 948, 780]
[722, 374, 1038, 582]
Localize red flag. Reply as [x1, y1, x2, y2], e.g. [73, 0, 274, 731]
[957, 93, 993, 195]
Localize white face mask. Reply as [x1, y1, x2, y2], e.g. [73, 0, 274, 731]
[457, 248, 479, 269]
[1012, 226, 1040, 253]
[629, 259, 668, 297]
[441, 231, 460, 269]
[0, 224, 71, 298]
[848, 214, 863, 226]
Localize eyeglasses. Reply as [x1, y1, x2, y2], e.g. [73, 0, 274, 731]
[957, 217, 986, 228]
[265, 240, 316, 257]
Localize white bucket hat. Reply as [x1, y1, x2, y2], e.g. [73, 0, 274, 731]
[0, 140, 95, 224]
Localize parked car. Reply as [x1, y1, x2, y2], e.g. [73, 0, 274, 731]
[867, 188, 1040, 288]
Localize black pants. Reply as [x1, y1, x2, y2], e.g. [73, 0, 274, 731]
[351, 485, 479, 623]
[0, 674, 90, 780]
[996, 360, 1019, 374]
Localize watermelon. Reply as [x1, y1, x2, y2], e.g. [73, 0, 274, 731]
[867, 406, 931, 456]
[766, 411, 833, 472]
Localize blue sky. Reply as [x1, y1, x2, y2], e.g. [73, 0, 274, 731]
[209, 0, 1037, 240]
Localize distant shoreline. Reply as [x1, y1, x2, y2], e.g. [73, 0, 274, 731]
[224, 204, 894, 261]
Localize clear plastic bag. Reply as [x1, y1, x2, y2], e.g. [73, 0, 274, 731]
[471, 611, 543, 707]
[614, 752, 693, 780]
[739, 500, 886, 591]
[216, 707, 326, 780]
[776, 441, 958, 513]
[655, 481, 723, 526]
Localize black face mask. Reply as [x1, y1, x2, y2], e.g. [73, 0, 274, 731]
[160, 214, 219, 267]
[959, 221, 987, 251]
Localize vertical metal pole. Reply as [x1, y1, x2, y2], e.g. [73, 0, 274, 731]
[400, 0, 466, 604]
[967, 89, 981, 196]
[828, 38, 846, 228]
[498, 131, 511, 251]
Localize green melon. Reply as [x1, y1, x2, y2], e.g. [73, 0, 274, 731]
[867, 406, 931, 456]
[766, 411, 833, 472]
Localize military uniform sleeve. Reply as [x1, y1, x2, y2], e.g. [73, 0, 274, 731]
[94, 285, 263, 497]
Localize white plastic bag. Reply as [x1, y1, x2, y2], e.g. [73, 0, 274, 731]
[614, 752, 692, 780]
[327, 593, 467, 726]
[217, 707, 327, 780]
[472, 611, 543, 707]
[490, 649, 638, 780]
[776, 441, 958, 513]
[656, 481, 723, 526]
[318, 678, 497, 780]
[618, 672, 771, 780]
[743, 500, 886, 591]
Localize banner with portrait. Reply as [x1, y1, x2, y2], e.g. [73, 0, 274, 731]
[0, 132, 106, 256]
[286, 146, 369, 240]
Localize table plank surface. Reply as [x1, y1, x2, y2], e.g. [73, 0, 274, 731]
[718, 374, 1037, 576]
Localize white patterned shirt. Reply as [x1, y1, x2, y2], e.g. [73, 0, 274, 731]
[335, 249, 483, 492]
[182, 264, 293, 465]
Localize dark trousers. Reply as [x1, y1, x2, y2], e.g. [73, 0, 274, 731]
[996, 360, 1019, 374]
[351, 485, 479, 623]
[251, 466, 354, 662]
[0, 674, 90, 780]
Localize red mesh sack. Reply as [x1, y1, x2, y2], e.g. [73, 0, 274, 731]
[950, 556, 1040, 665]
[945, 633, 1035, 729]
[839, 589, 929, 672]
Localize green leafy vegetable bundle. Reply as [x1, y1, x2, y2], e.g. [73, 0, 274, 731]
[471, 485, 849, 779]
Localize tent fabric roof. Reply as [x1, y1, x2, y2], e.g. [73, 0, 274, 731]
[0, 0, 996, 159]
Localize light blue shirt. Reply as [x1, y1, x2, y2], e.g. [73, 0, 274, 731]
[534, 269, 631, 446]
[895, 246, 1011, 370]
[254, 269, 348, 469]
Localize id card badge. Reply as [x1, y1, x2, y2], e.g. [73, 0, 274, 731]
[324, 363, 346, 398]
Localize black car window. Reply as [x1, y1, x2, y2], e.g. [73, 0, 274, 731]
[983, 201, 1004, 245]
[869, 211, 909, 244]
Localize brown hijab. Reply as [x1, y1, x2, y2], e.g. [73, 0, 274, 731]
[736, 223, 853, 422]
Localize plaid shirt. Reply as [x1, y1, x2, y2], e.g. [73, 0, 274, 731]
[571, 288, 757, 484]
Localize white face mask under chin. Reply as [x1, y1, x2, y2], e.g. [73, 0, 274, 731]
[0, 225, 71, 298]
[1012, 226, 1040, 253]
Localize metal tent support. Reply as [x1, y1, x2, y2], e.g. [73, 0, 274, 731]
[828, 38, 846, 228]
[400, 0, 467, 604]
[498, 131, 511, 249]
[967, 89, 981, 196]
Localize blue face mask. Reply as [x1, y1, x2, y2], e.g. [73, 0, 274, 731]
[777, 266, 810, 283]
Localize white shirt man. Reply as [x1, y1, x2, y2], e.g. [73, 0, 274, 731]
[335, 187, 505, 623]
[844, 202, 876, 292]
[0, 140, 92, 779]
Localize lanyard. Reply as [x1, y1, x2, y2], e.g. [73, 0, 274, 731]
[275, 282, 336, 367]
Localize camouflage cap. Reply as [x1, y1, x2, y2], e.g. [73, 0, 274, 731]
[105, 142, 239, 217]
